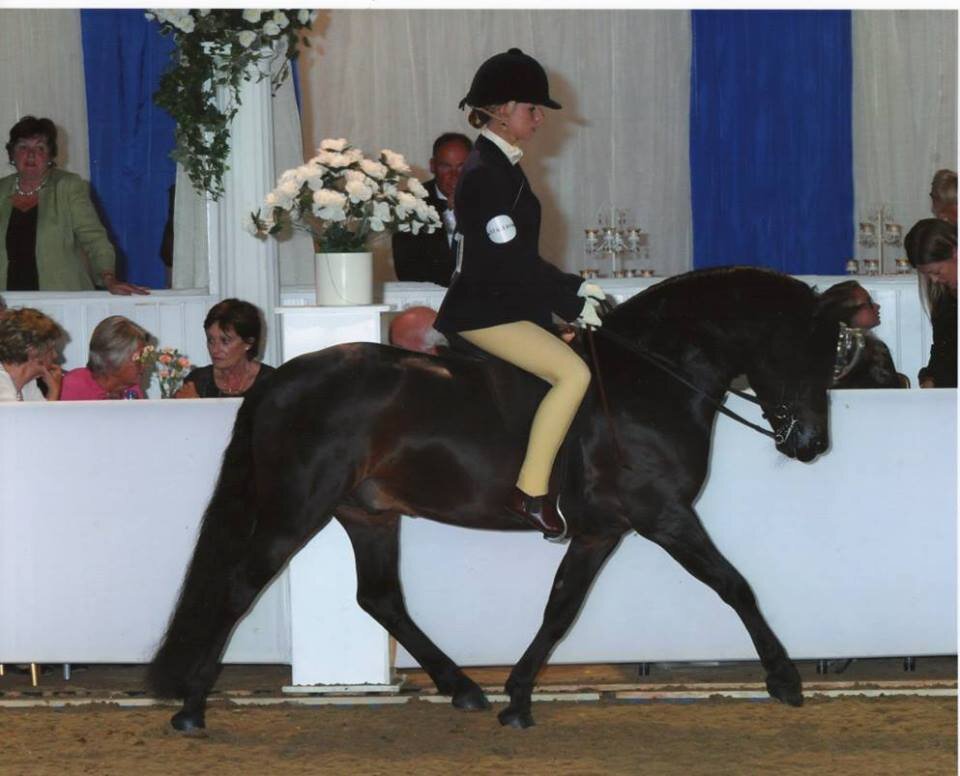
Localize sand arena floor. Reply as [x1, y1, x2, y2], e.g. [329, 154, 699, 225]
[1, 658, 955, 775]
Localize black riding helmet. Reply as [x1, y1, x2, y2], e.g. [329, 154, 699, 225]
[458, 48, 561, 110]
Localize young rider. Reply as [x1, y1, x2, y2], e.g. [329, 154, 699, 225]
[434, 49, 605, 538]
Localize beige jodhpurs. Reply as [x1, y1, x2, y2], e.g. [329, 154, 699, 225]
[460, 320, 591, 496]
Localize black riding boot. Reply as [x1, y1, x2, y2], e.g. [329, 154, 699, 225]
[505, 487, 567, 538]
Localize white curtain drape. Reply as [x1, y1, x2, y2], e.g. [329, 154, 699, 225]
[297, 9, 693, 286]
[171, 60, 314, 289]
[0, 10, 89, 177]
[853, 10, 958, 263]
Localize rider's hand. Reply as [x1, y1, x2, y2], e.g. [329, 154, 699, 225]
[577, 281, 606, 301]
[576, 298, 603, 329]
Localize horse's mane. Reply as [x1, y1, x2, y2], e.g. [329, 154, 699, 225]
[606, 266, 817, 331]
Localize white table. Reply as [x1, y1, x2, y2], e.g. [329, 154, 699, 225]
[274, 304, 394, 686]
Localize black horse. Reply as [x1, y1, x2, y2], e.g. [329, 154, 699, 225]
[148, 267, 843, 731]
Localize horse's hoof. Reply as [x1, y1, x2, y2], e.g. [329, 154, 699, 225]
[498, 705, 535, 729]
[451, 681, 490, 711]
[171, 709, 206, 732]
[766, 669, 804, 707]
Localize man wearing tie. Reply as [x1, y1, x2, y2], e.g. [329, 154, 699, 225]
[391, 133, 472, 287]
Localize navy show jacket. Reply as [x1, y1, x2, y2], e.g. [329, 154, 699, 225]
[434, 134, 582, 334]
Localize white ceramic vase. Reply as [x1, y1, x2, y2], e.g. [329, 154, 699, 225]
[314, 251, 373, 306]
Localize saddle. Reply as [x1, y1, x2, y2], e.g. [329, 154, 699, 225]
[436, 329, 593, 521]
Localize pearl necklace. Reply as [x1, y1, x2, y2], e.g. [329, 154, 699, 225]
[14, 175, 48, 197]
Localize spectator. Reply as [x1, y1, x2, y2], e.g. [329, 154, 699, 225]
[176, 298, 275, 398]
[930, 169, 957, 224]
[392, 133, 472, 286]
[60, 316, 153, 400]
[0, 307, 65, 400]
[904, 218, 957, 388]
[817, 280, 907, 388]
[1, 116, 148, 294]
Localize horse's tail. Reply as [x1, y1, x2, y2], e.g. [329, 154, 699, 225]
[146, 383, 266, 699]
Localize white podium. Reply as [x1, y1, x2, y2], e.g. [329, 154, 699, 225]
[274, 305, 394, 689]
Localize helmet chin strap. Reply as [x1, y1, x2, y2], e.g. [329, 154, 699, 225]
[473, 105, 512, 131]
[475, 110, 521, 148]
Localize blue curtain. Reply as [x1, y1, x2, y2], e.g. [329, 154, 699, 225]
[80, 10, 176, 288]
[690, 11, 853, 274]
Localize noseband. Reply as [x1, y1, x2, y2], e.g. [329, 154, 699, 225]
[765, 399, 798, 445]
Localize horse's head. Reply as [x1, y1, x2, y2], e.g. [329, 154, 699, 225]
[744, 301, 844, 463]
[605, 267, 856, 463]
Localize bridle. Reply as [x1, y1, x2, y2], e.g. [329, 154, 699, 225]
[832, 322, 867, 383]
[583, 316, 866, 465]
[587, 326, 789, 444]
[581, 303, 861, 470]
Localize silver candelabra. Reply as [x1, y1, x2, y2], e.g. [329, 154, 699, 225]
[583, 207, 651, 279]
[858, 205, 903, 275]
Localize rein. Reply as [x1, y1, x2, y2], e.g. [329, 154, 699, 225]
[586, 327, 783, 444]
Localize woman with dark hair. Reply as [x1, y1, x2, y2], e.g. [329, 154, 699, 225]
[0, 115, 147, 294]
[816, 281, 906, 388]
[904, 218, 957, 388]
[175, 298, 274, 398]
[0, 307, 65, 400]
[817, 280, 882, 330]
[433, 49, 604, 538]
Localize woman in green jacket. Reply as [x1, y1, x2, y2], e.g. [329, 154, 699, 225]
[1, 115, 147, 294]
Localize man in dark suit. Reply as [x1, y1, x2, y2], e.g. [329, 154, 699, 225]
[391, 132, 472, 287]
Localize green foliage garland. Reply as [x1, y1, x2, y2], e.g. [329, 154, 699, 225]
[147, 9, 315, 200]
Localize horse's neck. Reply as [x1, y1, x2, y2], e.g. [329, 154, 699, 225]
[619, 270, 804, 374]
[625, 319, 746, 396]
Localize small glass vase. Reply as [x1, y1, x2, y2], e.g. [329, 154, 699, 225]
[159, 379, 183, 399]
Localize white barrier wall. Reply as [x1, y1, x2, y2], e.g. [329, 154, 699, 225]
[0, 389, 954, 669]
[396, 388, 957, 667]
[0, 399, 289, 663]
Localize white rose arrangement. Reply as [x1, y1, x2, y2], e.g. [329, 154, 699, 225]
[146, 9, 317, 199]
[250, 139, 442, 253]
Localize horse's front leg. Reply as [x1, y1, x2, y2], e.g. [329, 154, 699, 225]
[641, 503, 803, 707]
[500, 532, 622, 729]
[337, 509, 490, 711]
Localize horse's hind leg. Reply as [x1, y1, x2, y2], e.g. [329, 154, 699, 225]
[337, 510, 490, 711]
[167, 513, 335, 732]
[149, 452, 343, 733]
[642, 503, 803, 707]
[499, 533, 622, 728]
